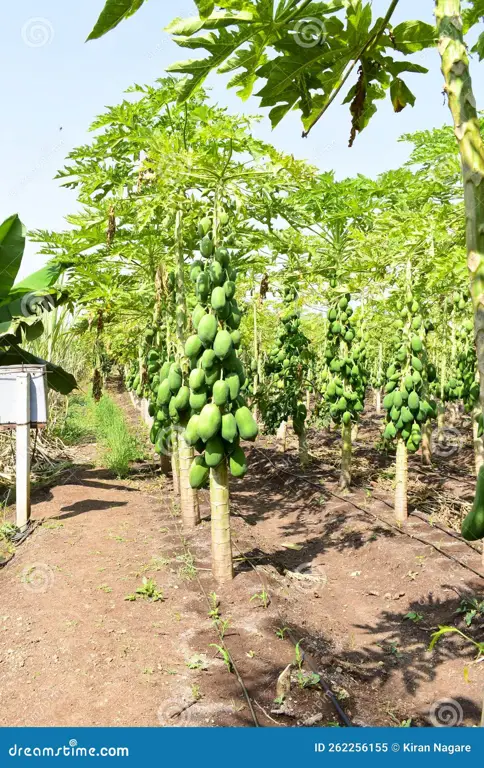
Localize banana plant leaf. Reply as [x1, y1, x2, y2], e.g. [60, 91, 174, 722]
[0, 215, 25, 302]
[0, 345, 77, 395]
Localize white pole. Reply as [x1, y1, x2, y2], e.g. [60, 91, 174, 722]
[16, 373, 31, 532]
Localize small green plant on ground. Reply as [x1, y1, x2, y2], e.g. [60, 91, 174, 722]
[0, 522, 18, 541]
[455, 596, 484, 627]
[275, 627, 289, 640]
[210, 643, 233, 672]
[250, 590, 270, 609]
[186, 654, 209, 671]
[176, 551, 197, 581]
[125, 577, 164, 602]
[207, 592, 220, 620]
[403, 611, 424, 624]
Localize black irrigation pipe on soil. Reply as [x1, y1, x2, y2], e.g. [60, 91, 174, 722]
[170, 509, 260, 728]
[251, 447, 484, 582]
[231, 539, 353, 728]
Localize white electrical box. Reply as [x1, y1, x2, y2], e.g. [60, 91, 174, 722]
[0, 365, 48, 427]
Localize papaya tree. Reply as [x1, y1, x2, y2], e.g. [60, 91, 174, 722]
[323, 281, 367, 489]
[382, 266, 437, 521]
[259, 279, 311, 466]
[182, 212, 258, 582]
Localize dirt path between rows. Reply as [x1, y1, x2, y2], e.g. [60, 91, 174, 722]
[1, 387, 483, 727]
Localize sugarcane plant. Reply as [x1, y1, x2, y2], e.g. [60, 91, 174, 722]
[382, 268, 437, 521]
[323, 282, 367, 489]
[259, 280, 311, 466]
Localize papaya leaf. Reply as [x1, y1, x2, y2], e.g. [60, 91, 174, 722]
[195, 0, 215, 18]
[391, 20, 436, 54]
[0, 215, 26, 302]
[390, 77, 416, 113]
[472, 30, 484, 60]
[87, 0, 146, 41]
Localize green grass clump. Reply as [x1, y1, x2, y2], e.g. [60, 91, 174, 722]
[94, 395, 143, 478]
[53, 394, 95, 445]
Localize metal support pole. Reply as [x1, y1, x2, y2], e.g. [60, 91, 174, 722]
[16, 373, 31, 532]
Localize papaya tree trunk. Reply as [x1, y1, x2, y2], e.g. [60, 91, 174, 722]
[277, 421, 287, 452]
[395, 437, 408, 522]
[421, 422, 432, 466]
[351, 422, 359, 443]
[298, 425, 309, 468]
[473, 406, 484, 476]
[210, 191, 233, 581]
[436, 0, 484, 443]
[171, 428, 180, 496]
[210, 459, 233, 583]
[174, 208, 199, 527]
[339, 421, 352, 490]
[375, 388, 381, 415]
[253, 292, 259, 423]
[178, 424, 200, 530]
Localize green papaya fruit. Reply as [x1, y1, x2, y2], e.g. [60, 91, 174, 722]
[189, 456, 210, 489]
[231, 329, 241, 349]
[192, 304, 206, 330]
[201, 348, 216, 370]
[159, 362, 171, 381]
[221, 413, 238, 443]
[412, 357, 423, 372]
[205, 436, 225, 468]
[211, 286, 227, 312]
[214, 247, 230, 268]
[462, 467, 484, 541]
[205, 366, 221, 388]
[213, 379, 230, 406]
[229, 446, 247, 479]
[157, 378, 171, 406]
[198, 403, 222, 442]
[213, 330, 233, 360]
[174, 385, 190, 412]
[184, 415, 200, 446]
[411, 336, 423, 353]
[168, 364, 182, 393]
[224, 280, 236, 300]
[226, 373, 240, 401]
[198, 217, 211, 237]
[185, 334, 203, 359]
[198, 314, 218, 346]
[235, 407, 258, 441]
[200, 235, 213, 258]
[189, 368, 205, 391]
[408, 391, 420, 411]
[189, 389, 208, 413]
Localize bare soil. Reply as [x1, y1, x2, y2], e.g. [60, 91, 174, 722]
[0, 387, 483, 728]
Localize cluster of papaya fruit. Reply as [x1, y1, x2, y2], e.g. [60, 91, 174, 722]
[382, 293, 436, 453]
[262, 283, 310, 435]
[321, 290, 367, 425]
[182, 217, 258, 488]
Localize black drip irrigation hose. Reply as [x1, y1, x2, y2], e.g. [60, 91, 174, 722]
[231, 539, 353, 728]
[250, 446, 484, 581]
[171, 511, 260, 728]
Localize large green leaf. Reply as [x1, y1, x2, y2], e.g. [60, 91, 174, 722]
[0, 345, 77, 395]
[0, 215, 25, 303]
[87, 0, 146, 41]
[4, 260, 67, 306]
[392, 20, 436, 54]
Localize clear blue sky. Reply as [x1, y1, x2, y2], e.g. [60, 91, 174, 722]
[1, 0, 480, 275]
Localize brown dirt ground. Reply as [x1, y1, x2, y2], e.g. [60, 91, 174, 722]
[0, 386, 483, 728]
